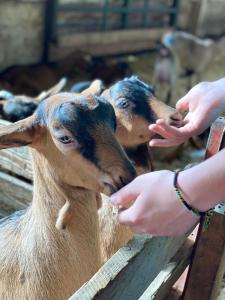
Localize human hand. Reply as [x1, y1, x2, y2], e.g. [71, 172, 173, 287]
[149, 79, 225, 147]
[111, 171, 199, 236]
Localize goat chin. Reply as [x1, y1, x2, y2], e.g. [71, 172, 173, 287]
[99, 193, 133, 262]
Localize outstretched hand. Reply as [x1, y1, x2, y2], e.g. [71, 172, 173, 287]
[149, 79, 225, 147]
[111, 171, 199, 236]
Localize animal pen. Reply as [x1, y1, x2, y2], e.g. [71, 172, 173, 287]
[1, 0, 225, 299]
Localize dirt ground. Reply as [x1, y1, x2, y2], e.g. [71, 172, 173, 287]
[129, 52, 225, 299]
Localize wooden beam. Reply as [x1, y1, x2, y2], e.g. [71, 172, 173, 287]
[70, 235, 187, 300]
[182, 117, 225, 300]
[182, 214, 225, 300]
[0, 119, 33, 181]
[0, 202, 15, 218]
[0, 171, 32, 210]
[139, 240, 193, 300]
[0, 147, 32, 181]
[50, 28, 166, 60]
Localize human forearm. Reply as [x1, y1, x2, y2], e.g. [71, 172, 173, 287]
[179, 148, 225, 211]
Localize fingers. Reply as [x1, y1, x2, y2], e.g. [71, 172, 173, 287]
[149, 123, 174, 140]
[111, 180, 140, 206]
[176, 95, 189, 112]
[149, 119, 188, 139]
[117, 196, 142, 225]
[118, 203, 180, 236]
[149, 138, 182, 147]
[149, 118, 199, 146]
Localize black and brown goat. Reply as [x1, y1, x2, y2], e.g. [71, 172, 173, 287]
[99, 76, 182, 261]
[0, 86, 135, 299]
[0, 78, 67, 122]
[102, 76, 182, 172]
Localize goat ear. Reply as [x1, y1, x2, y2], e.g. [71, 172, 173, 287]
[0, 100, 6, 106]
[0, 115, 38, 149]
[37, 77, 67, 102]
[81, 79, 104, 96]
[0, 90, 14, 101]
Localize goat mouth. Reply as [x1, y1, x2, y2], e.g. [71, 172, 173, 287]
[170, 119, 183, 128]
[103, 182, 118, 196]
[150, 133, 164, 141]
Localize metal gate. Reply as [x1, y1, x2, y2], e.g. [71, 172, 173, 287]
[43, 0, 180, 61]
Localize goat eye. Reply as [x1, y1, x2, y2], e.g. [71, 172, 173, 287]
[116, 98, 129, 109]
[58, 136, 74, 144]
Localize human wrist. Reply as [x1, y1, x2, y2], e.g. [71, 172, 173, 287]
[176, 168, 214, 212]
[173, 171, 208, 217]
[211, 78, 225, 111]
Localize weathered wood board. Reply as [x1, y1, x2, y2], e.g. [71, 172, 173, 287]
[0, 119, 33, 181]
[182, 117, 225, 300]
[70, 235, 187, 300]
[0, 119, 32, 214]
[50, 28, 165, 60]
[139, 239, 193, 300]
[0, 147, 32, 181]
[0, 171, 32, 210]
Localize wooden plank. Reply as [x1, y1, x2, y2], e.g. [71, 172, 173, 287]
[0, 119, 11, 127]
[182, 117, 225, 300]
[139, 239, 193, 300]
[70, 235, 187, 300]
[0, 119, 33, 181]
[58, 29, 165, 48]
[0, 201, 15, 218]
[50, 28, 166, 60]
[0, 147, 32, 181]
[0, 171, 32, 210]
[182, 214, 225, 300]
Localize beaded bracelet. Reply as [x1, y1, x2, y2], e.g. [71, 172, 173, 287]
[173, 170, 214, 230]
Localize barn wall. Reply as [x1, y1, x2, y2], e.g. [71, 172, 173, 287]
[196, 0, 225, 36]
[0, 0, 225, 72]
[0, 0, 45, 71]
[178, 0, 225, 37]
[177, 1, 193, 30]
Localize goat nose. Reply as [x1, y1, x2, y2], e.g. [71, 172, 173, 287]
[169, 111, 183, 128]
[119, 163, 136, 187]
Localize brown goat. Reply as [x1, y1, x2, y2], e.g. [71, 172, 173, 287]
[99, 76, 182, 261]
[0, 87, 135, 299]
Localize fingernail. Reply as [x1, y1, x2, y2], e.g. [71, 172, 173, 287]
[149, 141, 155, 146]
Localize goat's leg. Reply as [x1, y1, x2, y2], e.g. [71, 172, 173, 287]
[165, 88, 172, 105]
[196, 72, 202, 84]
[187, 75, 193, 91]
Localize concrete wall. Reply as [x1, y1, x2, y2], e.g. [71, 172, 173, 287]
[0, 0, 45, 71]
[178, 0, 225, 37]
[178, 1, 193, 30]
[196, 0, 225, 36]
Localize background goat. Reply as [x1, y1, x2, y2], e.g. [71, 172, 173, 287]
[152, 31, 225, 106]
[0, 77, 67, 122]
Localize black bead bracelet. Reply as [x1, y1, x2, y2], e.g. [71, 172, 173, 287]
[173, 171, 214, 230]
